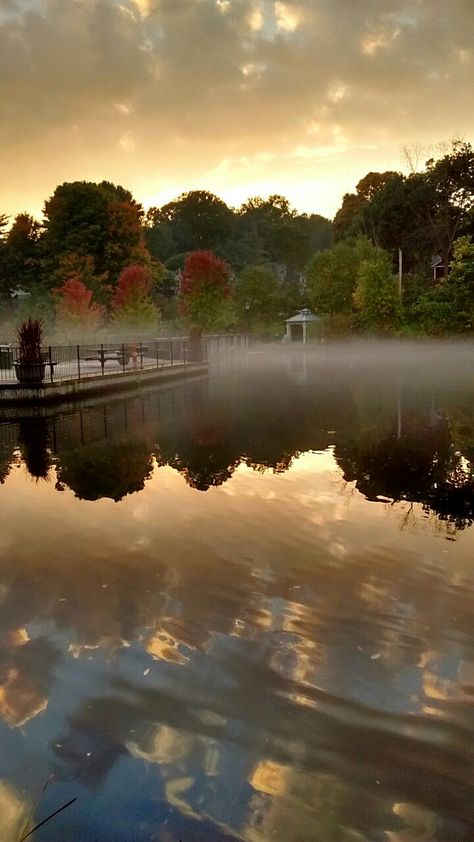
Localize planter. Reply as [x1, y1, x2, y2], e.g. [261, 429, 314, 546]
[0, 345, 13, 370]
[14, 361, 46, 385]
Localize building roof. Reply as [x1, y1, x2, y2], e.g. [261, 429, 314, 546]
[285, 308, 320, 323]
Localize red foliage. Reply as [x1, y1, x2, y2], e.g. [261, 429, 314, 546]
[54, 276, 105, 324]
[111, 264, 152, 311]
[180, 250, 231, 298]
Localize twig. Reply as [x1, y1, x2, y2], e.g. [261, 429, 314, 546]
[19, 797, 78, 841]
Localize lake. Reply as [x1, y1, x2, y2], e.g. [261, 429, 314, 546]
[0, 341, 473, 841]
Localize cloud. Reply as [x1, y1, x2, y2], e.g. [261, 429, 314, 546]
[0, 0, 473, 219]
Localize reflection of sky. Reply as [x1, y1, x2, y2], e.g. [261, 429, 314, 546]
[1, 451, 474, 838]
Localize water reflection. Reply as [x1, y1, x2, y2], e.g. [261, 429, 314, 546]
[0, 351, 473, 839]
[1, 354, 473, 527]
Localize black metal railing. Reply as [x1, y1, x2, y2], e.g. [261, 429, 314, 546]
[0, 334, 250, 386]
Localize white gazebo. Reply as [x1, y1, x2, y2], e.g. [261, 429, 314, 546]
[284, 308, 320, 344]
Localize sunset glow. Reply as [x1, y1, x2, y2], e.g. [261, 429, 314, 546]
[1, 0, 473, 219]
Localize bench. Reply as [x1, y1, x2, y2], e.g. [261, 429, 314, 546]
[83, 350, 130, 366]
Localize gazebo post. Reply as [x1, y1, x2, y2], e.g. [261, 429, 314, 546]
[303, 322, 307, 345]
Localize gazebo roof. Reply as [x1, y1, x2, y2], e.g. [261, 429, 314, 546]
[285, 308, 320, 323]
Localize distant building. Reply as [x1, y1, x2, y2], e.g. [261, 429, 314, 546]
[431, 255, 446, 280]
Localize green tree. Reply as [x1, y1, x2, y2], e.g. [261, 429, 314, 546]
[415, 235, 474, 334]
[42, 181, 149, 282]
[353, 250, 400, 331]
[3, 214, 42, 291]
[238, 195, 311, 280]
[154, 190, 234, 254]
[234, 265, 281, 331]
[422, 140, 474, 275]
[305, 238, 377, 316]
[333, 171, 399, 241]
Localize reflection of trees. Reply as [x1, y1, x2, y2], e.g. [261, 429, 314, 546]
[18, 417, 52, 481]
[335, 412, 474, 530]
[157, 373, 337, 490]
[55, 436, 154, 501]
[3, 365, 474, 530]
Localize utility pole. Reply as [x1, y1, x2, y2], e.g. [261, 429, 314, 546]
[398, 248, 403, 302]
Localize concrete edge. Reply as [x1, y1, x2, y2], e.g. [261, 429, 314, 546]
[0, 362, 208, 406]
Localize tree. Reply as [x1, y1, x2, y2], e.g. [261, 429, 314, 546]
[234, 265, 281, 331]
[49, 253, 111, 305]
[42, 181, 149, 282]
[422, 140, 474, 275]
[104, 198, 149, 278]
[111, 264, 160, 331]
[353, 250, 400, 331]
[4, 214, 41, 288]
[333, 172, 399, 241]
[306, 238, 377, 316]
[54, 276, 105, 334]
[56, 437, 154, 501]
[154, 190, 234, 254]
[178, 250, 232, 336]
[415, 235, 474, 334]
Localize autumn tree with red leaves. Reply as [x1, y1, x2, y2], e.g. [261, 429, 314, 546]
[178, 250, 233, 337]
[111, 264, 160, 330]
[54, 276, 105, 336]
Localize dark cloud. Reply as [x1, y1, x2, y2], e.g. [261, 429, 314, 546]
[0, 0, 473, 217]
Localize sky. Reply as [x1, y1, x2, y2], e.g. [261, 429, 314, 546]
[1, 0, 473, 222]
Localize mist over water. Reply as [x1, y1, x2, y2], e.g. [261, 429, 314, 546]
[0, 339, 474, 840]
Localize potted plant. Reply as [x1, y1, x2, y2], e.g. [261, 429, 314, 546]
[14, 318, 46, 384]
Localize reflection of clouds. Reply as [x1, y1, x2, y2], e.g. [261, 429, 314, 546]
[0, 667, 48, 727]
[387, 802, 437, 842]
[145, 630, 190, 665]
[0, 780, 31, 842]
[0, 638, 58, 728]
[249, 759, 288, 796]
[127, 724, 192, 765]
[245, 765, 354, 842]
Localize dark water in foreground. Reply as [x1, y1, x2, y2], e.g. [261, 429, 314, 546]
[1, 344, 474, 841]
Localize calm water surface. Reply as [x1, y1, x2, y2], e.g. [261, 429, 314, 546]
[1, 344, 474, 841]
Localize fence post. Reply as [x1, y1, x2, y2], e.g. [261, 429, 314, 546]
[139, 341, 143, 370]
[155, 340, 159, 369]
[48, 346, 54, 384]
[77, 345, 81, 380]
[100, 343, 105, 376]
[122, 343, 126, 373]
[183, 339, 187, 366]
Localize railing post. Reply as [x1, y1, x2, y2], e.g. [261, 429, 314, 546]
[48, 346, 54, 384]
[122, 343, 126, 373]
[77, 345, 81, 380]
[100, 343, 105, 376]
[155, 340, 159, 369]
[139, 341, 143, 370]
[183, 339, 187, 366]
[169, 339, 173, 367]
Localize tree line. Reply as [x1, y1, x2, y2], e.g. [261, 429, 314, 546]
[313, 139, 474, 334]
[0, 182, 331, 339]
[1, 138, 473, 338]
